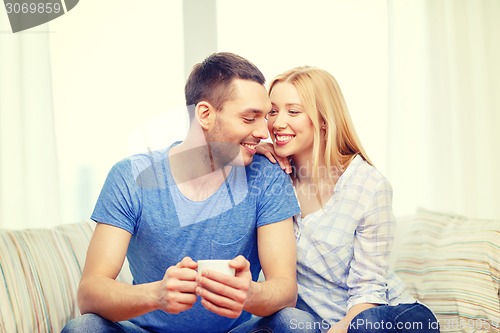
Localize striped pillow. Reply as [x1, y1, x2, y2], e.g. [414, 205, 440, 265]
[0, 222, 132, 333]
[0, 222, 94, 332]
[393, 208, 500, 333]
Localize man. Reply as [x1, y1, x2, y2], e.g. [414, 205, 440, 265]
[62, 52, 317, 332]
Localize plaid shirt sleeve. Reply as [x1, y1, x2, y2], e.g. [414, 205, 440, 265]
[346, 178, 397, 310]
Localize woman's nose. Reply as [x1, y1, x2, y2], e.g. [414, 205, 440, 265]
[272, 112, 288, 130]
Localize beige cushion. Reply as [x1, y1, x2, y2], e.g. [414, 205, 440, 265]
[0, 222, 131, 332]
[0, 222, 93, 332]
[393, 208, 500, 332]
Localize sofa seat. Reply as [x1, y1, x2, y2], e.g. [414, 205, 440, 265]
[0, 208, 498, 333]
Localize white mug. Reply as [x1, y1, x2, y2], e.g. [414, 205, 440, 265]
[197, 260, 235, 276]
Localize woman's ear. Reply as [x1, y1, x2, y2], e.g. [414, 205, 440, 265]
[320, 119, 328, 140]
[195, 101, 213, 130]
[321, 119, 327, 130]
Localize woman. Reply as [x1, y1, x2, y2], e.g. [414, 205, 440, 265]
[261, 66, 439, 333]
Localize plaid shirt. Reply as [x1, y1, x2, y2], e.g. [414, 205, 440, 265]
[294, 155, 415, 323]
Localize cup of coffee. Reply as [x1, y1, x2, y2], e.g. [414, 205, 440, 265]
[197, 260, 235, 276]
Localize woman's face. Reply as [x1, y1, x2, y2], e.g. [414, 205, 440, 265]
[267, 82, 315, 159]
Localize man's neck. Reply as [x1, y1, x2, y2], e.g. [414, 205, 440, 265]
[169, 142, 233, 202]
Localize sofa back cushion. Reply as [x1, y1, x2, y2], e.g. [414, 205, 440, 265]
[0, 222, 94, 332]
[392, 208, 500, 332]
[0, 222, 132, 333]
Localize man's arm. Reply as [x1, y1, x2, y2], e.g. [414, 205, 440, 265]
[78, 223, 198, 322]
[195, 218, 297, 318]
[244, 217, 297, 316]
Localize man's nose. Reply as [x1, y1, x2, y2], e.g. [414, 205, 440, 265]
[253, 118, 269, 140]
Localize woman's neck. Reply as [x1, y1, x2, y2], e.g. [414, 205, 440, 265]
[291, 152, 315, 183]
[292, 151, 334, 184]
[292, 156, 335, 217]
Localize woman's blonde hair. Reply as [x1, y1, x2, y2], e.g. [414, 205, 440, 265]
[269, 66, 372, 184]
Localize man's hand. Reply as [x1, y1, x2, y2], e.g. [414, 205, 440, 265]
[195, 255, 252, 318]
[157, 257, 198, 314]
[256, 142, 292, 174]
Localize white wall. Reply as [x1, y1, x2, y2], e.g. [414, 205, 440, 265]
[46, 0, 389, 225]
[217, 0, 389, 172]
[48, 0, 189, 224]
[26, 0, 495, 226]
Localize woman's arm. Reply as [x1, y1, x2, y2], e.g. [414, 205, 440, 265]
[346, 178, 396, 307]
[329, 178, 396, 332]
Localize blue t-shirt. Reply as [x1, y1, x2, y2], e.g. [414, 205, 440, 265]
[91, 145, 300, 333]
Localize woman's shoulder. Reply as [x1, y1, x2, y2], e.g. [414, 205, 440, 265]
[342, 155, 392, 191]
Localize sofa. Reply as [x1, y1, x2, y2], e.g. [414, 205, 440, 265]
[390, 208, 499, 333]
[0, 222, 132, 332]
[0, 208, 498, 333]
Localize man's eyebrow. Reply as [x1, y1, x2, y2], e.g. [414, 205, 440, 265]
[241, 108, 265, 115]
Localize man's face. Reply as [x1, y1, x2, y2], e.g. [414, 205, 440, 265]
[205, 79, 271, 166]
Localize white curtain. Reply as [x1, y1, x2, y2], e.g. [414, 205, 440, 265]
[387, 0, 500, 219]
[0, 17, 61, 229]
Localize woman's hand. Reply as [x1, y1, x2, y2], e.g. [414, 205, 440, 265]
[256, 142, 292, 174]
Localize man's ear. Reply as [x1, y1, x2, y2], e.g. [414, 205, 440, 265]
[195, 101, 214, 130]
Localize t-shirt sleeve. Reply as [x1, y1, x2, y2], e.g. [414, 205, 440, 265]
[91, 158, 142, 234]
[254, 159, 300, 227]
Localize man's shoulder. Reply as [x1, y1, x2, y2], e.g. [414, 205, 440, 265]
[246, 154, 283, 172]
[244, 155, 292, 194]
[127, 147, 168, 164]
[105, 148, 169, 188]
[119, 147, 168, 172]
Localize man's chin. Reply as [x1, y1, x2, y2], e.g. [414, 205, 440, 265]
[241, 156, 254, 166]
[228, 150, 253, 167]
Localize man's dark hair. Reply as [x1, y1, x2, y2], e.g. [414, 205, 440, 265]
[184, 52, 265, 120]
